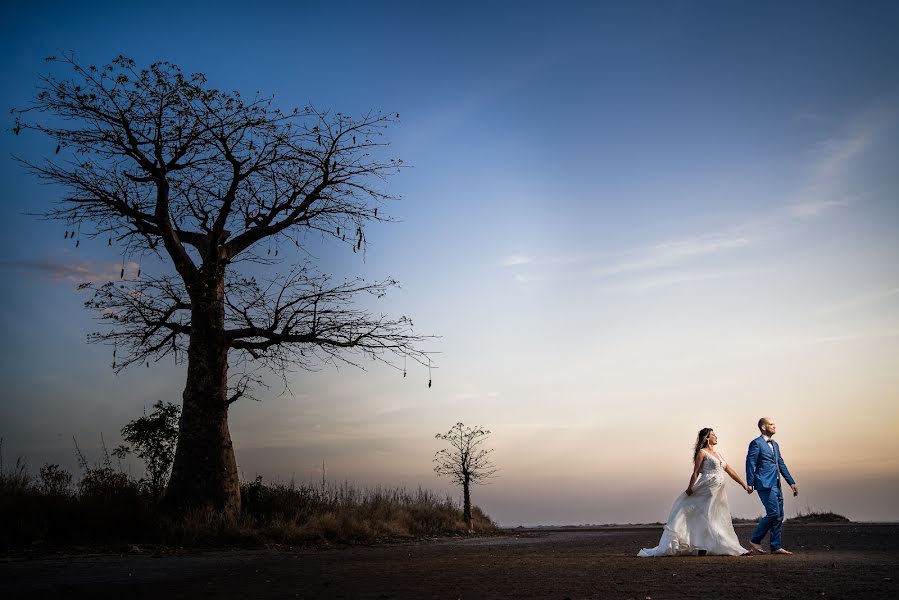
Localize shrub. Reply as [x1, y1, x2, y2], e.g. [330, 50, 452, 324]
[38, 463, 73, 496]
[787, 510, 850, 524]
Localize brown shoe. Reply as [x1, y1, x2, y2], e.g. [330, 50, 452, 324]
[772, 548, 793, 555]
[748, 541, 767, 554]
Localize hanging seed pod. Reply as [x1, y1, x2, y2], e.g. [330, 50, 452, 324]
[275, 249, 278, 256]
[108, 237, 112, 246]
[374, 207, 378, 218]
[428, 379, 432, 388]
[403, 370, 406, 378]
[137, 267, 141, 278]
[352, 135, 356, 145]
[75, 239, 80, 248]
[64, 231, 69, 239]
[146, 361, 149, 368]
[336, 226, 340, 236]
[120, 267, 125, 279]
[55, 144, 61, 154]
[267, 248, 271, 255]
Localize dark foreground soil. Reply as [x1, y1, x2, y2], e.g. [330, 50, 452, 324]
[2, 523, 897, 599]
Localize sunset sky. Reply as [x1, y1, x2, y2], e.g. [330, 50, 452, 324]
[1, 1, 897, 525]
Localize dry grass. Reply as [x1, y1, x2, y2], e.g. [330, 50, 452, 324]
[0, 447, 496, 551]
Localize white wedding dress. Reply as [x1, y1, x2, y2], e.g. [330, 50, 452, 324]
[638, 451, 748, 557]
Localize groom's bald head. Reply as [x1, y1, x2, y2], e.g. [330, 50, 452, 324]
[758, 417, 776, 436]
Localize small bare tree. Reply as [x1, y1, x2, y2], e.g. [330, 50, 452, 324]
[433, 422, 497, 530]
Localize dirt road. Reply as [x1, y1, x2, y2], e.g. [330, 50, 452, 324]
[2, 523, 897, 599]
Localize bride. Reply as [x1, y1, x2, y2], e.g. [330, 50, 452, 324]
[638, 428, 751, 557]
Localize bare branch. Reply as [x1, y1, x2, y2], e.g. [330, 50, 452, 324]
[16, 54, 430, 403]
[80, 275, 191, 371]
[434, 423, 499, 486]
[223, 264, 433, 384]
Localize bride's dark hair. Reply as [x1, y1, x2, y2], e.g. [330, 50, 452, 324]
[693, 427, 713, 462]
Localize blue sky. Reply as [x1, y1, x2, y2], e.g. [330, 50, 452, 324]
[1, 1, 898, 524]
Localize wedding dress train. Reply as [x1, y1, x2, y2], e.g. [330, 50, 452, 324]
[638, 452, 748, 557]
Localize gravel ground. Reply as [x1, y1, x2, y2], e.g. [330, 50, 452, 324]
[2, 523, 897, 599]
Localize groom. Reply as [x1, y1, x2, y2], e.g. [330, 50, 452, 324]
[746, 417, 798, 555]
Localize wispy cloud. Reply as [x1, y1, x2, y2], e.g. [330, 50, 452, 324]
[498, 255, 533, 267]
[597, 270, 734, 293]
[498, 103, 894, 291]
[790, 101, 897, 216]
[596, 233, 752, 276]
[789, 198, 853, 219]
[809, 287, 899, 317]
[793, 111, 832, 124]
[807, 125, 872, 182]
[802, 330, 899, 346]
[0, 259, 140, 284]
[397, 52, 560, 152]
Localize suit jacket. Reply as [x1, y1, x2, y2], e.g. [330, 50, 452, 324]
[746, 435, 795, 490]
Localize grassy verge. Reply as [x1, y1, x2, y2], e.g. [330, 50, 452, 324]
[0, 456, 495, 552]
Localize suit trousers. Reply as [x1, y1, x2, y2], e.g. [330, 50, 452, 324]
[752, 484, 785, 550]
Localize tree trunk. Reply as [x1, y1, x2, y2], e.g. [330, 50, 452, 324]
[463, 476, 472, 531]
[164, 271, 241, 518]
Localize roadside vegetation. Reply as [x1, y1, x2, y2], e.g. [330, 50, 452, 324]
[0, 418, 495, 552]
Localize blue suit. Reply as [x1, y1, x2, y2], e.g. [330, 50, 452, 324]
[746, 436, 795, 550]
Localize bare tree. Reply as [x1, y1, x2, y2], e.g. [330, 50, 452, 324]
[434, 422, 497, 530]
[13, 54, 430, 517]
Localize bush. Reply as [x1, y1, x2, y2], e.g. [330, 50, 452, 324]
[787, 510, 850, 524]
[38, 464, 73, 497]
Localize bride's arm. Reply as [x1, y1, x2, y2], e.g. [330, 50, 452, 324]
[686, 452, 704, 496]
[724, 463, 751, 493]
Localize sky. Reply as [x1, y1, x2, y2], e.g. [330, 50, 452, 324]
[1, 1, 897, 525]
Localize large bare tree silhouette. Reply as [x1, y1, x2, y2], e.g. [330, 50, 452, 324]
[14, 55, 430, 516]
